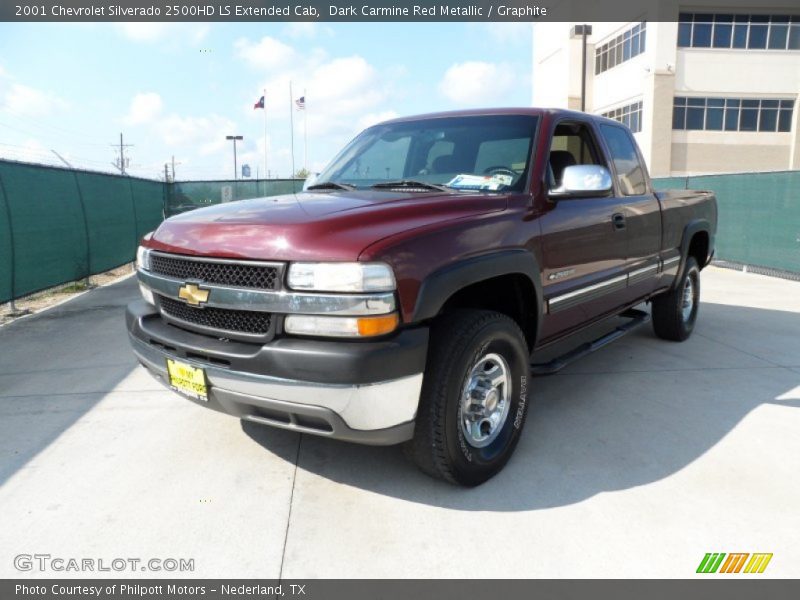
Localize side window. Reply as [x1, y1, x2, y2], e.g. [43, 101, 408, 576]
[599, 124, 647, 195]
[548, 122, 602, 188]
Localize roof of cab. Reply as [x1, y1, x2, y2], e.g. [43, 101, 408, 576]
[378, 107, 602, 125]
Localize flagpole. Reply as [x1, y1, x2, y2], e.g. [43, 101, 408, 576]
[263, 88, 268, 185]
[289, 81, 296, 182]
[303, 88, 307, 172]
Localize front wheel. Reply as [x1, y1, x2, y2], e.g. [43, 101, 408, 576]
[405, 310, 531, 486]
[652, 256, 700, 341]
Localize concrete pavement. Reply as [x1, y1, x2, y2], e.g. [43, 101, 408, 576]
[1, 267, 798, 578]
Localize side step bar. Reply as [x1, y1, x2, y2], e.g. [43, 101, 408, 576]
[530, 308, 651, 376]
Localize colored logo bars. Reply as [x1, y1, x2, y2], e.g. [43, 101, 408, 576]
[697, 553, 773, 574]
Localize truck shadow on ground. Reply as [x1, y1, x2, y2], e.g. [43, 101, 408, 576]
[243, 301, 800, 511]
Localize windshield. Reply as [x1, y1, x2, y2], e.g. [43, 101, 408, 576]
[313, 114, 539, 193]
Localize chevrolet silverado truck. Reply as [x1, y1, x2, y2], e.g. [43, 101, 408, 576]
[127, 108, 717, 486]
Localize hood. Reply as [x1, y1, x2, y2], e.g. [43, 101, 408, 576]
[147, 190, 509, 261]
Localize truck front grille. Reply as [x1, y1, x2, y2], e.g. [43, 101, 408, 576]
[158, 295, 273, 337]
[150, 253, 281, 290]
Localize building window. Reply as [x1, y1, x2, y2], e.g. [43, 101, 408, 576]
[678, 14, 800, 50]
[595, 22, 647, 75]
[673, 97, 795, 132]
[601, 101, 643, 133]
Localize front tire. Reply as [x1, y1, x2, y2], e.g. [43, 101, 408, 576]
[405, 310, 531, 486]
[652, 256, 700, 341]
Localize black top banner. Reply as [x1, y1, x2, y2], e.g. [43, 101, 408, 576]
[4, 0, 800, 22]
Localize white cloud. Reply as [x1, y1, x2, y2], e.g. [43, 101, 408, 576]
[114, 23, 171, 42]
[438, 61, 516, 106]
[1, 83, 67, 118]
[158, 113, 238, 156]
[114, 23, 210, 44]
[235, 36, 296, 71]
[124, 92, 163, 125]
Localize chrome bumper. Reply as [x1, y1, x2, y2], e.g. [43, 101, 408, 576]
[129, 334, 422, 445]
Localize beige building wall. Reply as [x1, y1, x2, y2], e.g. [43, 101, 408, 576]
[532, 19, 800, 177]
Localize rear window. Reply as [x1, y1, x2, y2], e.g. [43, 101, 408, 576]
[599, 124, 647, 195]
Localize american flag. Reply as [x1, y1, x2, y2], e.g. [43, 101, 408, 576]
[295, 96, 306, 110]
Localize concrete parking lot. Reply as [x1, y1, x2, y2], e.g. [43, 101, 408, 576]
[1, 266, 798, 578]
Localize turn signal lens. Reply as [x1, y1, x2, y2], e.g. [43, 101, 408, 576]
[357, 314, 399, 337]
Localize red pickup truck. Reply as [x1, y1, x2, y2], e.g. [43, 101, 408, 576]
[127, 108, 717, 486]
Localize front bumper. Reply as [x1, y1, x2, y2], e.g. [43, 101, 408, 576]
[126, 300, 428, 445]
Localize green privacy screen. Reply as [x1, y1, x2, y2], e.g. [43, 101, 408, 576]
[166, 179, 302, 217]
[653, 170, 800, 274]
[0, 160, 165, 303]
[1, 159, 798, 304]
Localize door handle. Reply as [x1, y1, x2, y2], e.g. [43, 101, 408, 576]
[612, 213, 626, 230]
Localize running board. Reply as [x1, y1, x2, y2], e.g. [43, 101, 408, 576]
[530, 308, 651, 376]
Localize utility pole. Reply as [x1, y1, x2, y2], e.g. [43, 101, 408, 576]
[225, 135, 243, 180]
[289, 81, 296, 179]
[164, 163, 170, 183]
[111, 133, 133, 175]
[171, 155, 181, 181]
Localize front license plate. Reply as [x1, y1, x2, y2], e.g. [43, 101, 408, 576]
[166, 359, 208, 401]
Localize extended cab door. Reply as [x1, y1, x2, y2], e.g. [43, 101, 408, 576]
[538, 119, 629, 342]
[597, 123, 662, 302]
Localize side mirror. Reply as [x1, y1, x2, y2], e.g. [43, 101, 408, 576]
[549, 165, 613, 199]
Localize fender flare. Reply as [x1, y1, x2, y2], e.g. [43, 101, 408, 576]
[674, 219, 712, 285]
[680, 219, 712, 263]
[411, 249, 543, 341]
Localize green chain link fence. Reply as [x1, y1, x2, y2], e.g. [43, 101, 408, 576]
[166, 179, 302, 217]
[0, 160, 165, 304]
[1, 157, 798, 305]
[0, 159, 304, 304]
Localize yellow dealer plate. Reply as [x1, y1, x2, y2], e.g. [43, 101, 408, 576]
[166, 359, 208, 401]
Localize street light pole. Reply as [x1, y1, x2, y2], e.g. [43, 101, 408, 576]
[225, 135, 243, 180]
[570, 24, 593, 112]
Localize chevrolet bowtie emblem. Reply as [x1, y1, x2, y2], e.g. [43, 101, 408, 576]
[178, 283, 210, 306]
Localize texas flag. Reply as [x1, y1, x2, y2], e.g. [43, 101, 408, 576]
[253, 95, 265, 109]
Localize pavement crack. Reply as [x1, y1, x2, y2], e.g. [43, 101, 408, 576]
[278, 433, 302, 581]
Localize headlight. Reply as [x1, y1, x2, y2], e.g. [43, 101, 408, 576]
[136, 246, 151, 271]
[285, 314, 399, 338]
[287, 262, 395, 292]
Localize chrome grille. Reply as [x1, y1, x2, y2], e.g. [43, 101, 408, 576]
[150, 253, 281, 290]
[159, 295, 273, 337]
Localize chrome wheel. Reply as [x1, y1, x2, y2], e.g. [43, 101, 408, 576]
[460, 353, 512, 448]
[681, 275, 695, 322]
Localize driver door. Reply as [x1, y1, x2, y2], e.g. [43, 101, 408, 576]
[538, 120, 629, 342]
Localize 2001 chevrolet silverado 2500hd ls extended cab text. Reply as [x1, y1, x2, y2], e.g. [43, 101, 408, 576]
[127, 108, 717, 486]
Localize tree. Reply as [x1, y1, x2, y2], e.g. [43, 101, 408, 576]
[294, 168, 310, 179]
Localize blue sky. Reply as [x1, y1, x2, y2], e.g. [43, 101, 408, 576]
[0, 22, 532, 180]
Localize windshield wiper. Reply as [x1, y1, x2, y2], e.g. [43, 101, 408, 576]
[305, 181, 357, 191]
[371, 180, 451, 192]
